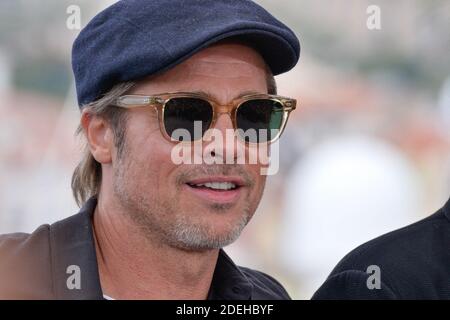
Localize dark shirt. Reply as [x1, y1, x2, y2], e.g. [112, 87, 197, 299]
[0, 197, 290, 300]
[312, 197, 450, 299]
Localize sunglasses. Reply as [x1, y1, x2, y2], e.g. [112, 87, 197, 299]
[112, 92, 296, 144]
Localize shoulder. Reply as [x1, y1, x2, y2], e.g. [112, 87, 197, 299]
[0, 225, 51, 264]
[0, 224, 53, 299]
[313, 209, 450, 299]
[329, 209, 449, 274]
[238, 266, 291, 300]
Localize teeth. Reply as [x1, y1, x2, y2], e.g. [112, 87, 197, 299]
[192, 182, 237, 190]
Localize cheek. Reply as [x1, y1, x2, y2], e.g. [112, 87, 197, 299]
[123, 116, 179, 195]
[245, 162, 267, 195]
[137, 143, 176, 188]
[254, 167, 267, 194]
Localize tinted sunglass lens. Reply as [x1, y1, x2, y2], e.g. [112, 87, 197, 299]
[163, 98, 213, 141]
[236, 99, 284, 143]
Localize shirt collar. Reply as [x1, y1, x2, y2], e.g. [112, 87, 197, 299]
[207, 249, 253, 300]
[49, 196, 253, 299]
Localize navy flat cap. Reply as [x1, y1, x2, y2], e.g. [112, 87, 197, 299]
[72, 0, 300, 107]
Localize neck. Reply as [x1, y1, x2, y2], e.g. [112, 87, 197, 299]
[92, 193, 218, 300]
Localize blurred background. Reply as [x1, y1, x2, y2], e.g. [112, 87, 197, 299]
[0, 0, 449, 299]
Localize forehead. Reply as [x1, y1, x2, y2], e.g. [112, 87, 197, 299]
[183, 42, 267, 73]
[185, 59, 262, 78]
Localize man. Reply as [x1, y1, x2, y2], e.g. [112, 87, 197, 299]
[313, 198, 450, 299]
[0, 0, 300, 299]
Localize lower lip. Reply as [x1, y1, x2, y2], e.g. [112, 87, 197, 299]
[183, 184, 242, 204]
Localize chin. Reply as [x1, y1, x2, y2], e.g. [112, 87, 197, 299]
[169, 215, 249, 250]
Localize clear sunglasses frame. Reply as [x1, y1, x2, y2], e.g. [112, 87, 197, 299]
[112, 91, 297, 144]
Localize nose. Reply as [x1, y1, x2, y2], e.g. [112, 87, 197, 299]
[201, 112, 241, 164]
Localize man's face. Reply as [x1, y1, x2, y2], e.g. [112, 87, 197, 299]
[112, 42, 269, 250]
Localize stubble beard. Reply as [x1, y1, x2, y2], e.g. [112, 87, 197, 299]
[112, 152, 256, 251]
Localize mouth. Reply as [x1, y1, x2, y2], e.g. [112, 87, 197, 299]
[187, 181, 239, 190]
[184, 177, 244, 204]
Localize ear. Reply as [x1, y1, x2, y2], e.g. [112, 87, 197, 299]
[80, 110, 113, 164]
